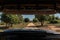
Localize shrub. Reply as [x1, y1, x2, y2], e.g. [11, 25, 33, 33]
[49, 20, 58, 24]
[24, 18, 30, 22]
[33, 18, 38, 23]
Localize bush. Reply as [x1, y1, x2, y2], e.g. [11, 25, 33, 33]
[49, 20, 58, 24]
[24, 18, 30, 22]
[33, 19, 38, 23]
[33, 20, 37, 22]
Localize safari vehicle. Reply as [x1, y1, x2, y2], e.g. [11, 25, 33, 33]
[0, 0, 60, 40]
[0, 29, 59, 40]
[0, 28, 60, 40]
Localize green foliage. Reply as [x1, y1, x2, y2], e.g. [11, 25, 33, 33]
[48, 14, 60, 21]
[49, 20, 58, 24]
[1, 13, 23, 27]
[2, 14, 23, 24]
[35, 14, 47, 26]
[35, 15, 47, 22]
[24, 18, 30, 22]
[33, 18, 38, 22]
[17, 14, 23, 22]
[46, 14, 59, 24]
[1, 14, 10, 23]
[55, 17, 60, 20]
[35, 14, 60, 25]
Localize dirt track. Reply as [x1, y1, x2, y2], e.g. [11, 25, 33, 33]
[27, 23, 36, 27]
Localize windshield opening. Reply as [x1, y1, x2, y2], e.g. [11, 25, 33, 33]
[0, 12, 60, 33]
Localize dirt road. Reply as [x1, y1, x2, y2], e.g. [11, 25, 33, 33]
[27, 22, 36, 27]
[24, 22, 38, 29]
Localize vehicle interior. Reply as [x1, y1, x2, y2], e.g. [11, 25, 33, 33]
[0, 0, 60, 40]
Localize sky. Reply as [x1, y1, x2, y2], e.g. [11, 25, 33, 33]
[54, 13, 60, 18]
[22, 15, 35, 21]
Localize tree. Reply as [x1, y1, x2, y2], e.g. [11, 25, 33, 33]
[48, 14, 59, 24]
[24, 18, 30, 22]
[1, 13, 10, 27]
[7, 14, 20, 27]
[33, 18, 38, 22]
[1, 13, 23, 27]
[48, 14, 57, 21]
[55, 16, 59, 20]
[35, 14, 47, 26]
[17, 14, 23, 23]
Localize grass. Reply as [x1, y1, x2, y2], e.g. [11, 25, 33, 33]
[0, 22, 60, 31]
[0, 22, 30, 32]
[0, 22, 60, 28]
[9, 22, 30, 29]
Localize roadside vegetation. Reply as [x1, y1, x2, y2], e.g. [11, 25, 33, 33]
[0, 13, 60, 30]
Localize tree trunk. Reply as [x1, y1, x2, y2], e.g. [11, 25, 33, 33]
[10, 24, 13, 27]
[41, 21, 44, 26]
